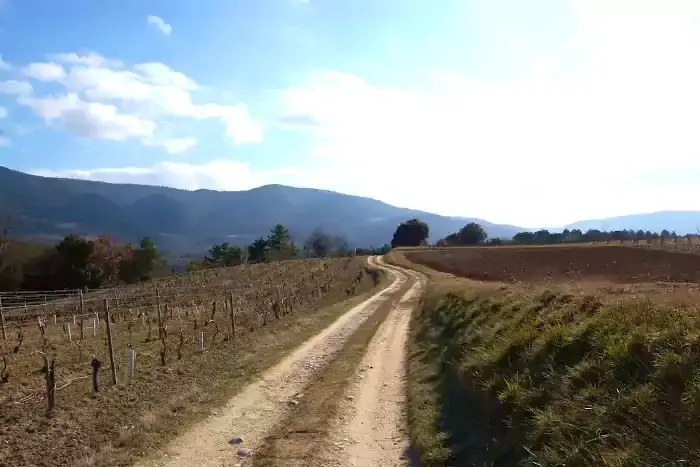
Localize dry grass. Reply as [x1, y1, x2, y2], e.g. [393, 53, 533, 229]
[390, 247, 700, 466]
[0, 257, 384, 467]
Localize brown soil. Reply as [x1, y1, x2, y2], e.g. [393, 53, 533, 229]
[406, 245, 700, 284]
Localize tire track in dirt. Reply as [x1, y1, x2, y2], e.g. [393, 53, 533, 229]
[317, 258, 424, 467]
[134, 256, 409, 467]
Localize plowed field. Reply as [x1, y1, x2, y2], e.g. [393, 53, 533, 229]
[405, 245, 700, 284]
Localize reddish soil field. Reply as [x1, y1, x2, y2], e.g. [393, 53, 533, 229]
[405, 245, 700, 284]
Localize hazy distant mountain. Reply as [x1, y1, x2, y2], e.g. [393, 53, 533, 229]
[563, 211, 700, 234]
[0, 166, 522, 254]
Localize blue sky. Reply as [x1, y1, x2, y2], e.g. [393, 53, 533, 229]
[1, 0, 700, 227]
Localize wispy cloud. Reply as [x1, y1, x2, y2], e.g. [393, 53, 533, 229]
[147, 15, 172, 36]
[0, 80, 32, 96]
[22, 62, 67, 81]
[8, 52, 260, 151]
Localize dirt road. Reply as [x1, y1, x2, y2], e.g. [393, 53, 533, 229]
[317, 260, 424, 467]
[135, 256, 414, 467]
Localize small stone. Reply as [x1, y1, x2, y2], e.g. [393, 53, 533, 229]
[346, 396, 354, 401]
[237, 448, 252, 457]
[229, 437, 243, 445]
[288, 400, 299, 406]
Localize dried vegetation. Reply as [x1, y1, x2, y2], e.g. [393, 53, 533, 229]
[0, 256, 382, 467]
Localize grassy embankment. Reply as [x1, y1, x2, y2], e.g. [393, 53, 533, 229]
[389, 249, 700, 466]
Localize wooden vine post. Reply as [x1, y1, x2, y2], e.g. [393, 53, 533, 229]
[229, 291, 236, 340]
[79, 290, 85, 340]
[44, 355, 55, 411]
[91, 357, 101, 392]
[156, 288, 163, 340]
[103, 299, 117, 385]
[0, 296, 6, 341]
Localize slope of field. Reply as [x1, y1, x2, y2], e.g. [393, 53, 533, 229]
[0, 257, 385, 467]
[391, 248, 700, 466]
[406, 245, 700, 283]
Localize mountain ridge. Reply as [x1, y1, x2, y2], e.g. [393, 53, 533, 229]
[561, 211, 700, 234]
[0, 166, 521, 253]
[2, 166, 699, 253]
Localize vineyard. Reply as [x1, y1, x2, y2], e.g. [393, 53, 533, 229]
[0, 256, 381, 467]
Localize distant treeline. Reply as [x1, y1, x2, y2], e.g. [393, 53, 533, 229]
[0, 234, 163, 292]
[184, 224, 390, 272]
[0, 223, 392, 292]
[388, 218, 691, 248]
[510, 228, 687, 245]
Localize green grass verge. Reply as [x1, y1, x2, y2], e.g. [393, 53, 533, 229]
[407, 283, 700, 466]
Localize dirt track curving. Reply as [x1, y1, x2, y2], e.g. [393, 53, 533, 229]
[134, 256, 411, 467]
[316, 259, 423, 467]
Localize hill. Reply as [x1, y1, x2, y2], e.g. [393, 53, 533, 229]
[563, 211, 700, 234]
[0, 166, 522, 254]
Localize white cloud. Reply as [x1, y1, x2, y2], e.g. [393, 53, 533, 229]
[0, 135, 9, 147]
[223, 106, 264, 143]
[133, 62, 197, 89]
[0, 55, 11, 71]
[147, 15, 172, 36]
[27, 2, 700, 227]
[23, 62, 67, 81]
[0, 80, 32, 96]
[50, 52, 121, 69]
[0, 107, 6, 119]
[145, 136, 197, 154]
[272, 5, 700, 227]
[58, 62, 259, 135]
[34, 160, 298, 191]
[13, 52, 261, 147]
[19, 93, 156, 140]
